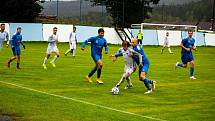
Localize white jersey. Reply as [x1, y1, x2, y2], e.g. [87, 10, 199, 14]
[0, 31, 9, 48]
[118, 48, 136, 68]
[69, 32, 77, 43]
[164, 36, 170, 47]
[48, 34, 58, 48]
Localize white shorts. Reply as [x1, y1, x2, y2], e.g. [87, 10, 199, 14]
[163, 41, 170, 48]
[46, 46, 59, 54]
[69, 42, 76, 50]
[123, 66, 134, 77]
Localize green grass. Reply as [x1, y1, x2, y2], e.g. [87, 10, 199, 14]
[0, 43, 214, 121]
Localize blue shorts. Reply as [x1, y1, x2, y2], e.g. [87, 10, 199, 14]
[12, 47, 21, 56]
[92, 54, 102, 63]
[181, 54, 194, 64]
[139, 63, 149, 76]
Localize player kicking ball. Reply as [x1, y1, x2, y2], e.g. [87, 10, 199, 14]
[7, 26, 25, 69]
[175, 31, 197, 80]
[110, 41, 142, 94]
[131, 38, 156, 94]
[42, 27, 60, 70]
[81, 28, 108, 84]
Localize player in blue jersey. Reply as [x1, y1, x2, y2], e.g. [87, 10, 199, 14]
[175, 31, 197, 80]
[7, 27, 25, 69]
[130, 38, 156, 94]
[81, 28, 108, 84]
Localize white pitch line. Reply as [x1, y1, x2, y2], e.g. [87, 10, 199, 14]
[0, 81, 167, 121]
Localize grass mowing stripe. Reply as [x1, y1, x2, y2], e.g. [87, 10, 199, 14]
[0, 81, 167, 121]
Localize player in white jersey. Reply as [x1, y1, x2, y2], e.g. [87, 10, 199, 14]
[65, 26, 77, 57]
[111, 41, 142, 90]
[42, 27, 60, 69]
[0, 24, 9, 50]
[161, 32, 173, 54]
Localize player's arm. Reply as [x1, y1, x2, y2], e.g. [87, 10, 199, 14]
[104, 39, 108, 54]
[69, 33, 72, 43]
[81, 37, 94, 50]
[48, 35, 55, 43]
[5, 32, 9, 48]
[131, 50, 143, 67]
[20, 36, 25, 49]
[180, 39, 190, 52]
[111, 52, 123, 62]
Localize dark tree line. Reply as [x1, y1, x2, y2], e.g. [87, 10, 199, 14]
[0, 0, 43, 22]
[152, 0, 214, 22]
[91, 0, 160, 28]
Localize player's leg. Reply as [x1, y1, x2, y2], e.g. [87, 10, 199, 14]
[167, 44, 173, 54]
[175, 55, 188, 68]
[16, 55, 21, 69]
[161, 44, 166, 54]
[43, 54, 50, 70]
[65, 45, 71, 56]
[8, 47, 17, 68]
[72, 42, 76, 57]
[116, 67, 130, 87]
[139, 64, 156, 94]
[50, 48, 60, 67]
[124, 68, 133, 89]
[85, 63, 98, 83]
[189, 55, 196, 79]
[96, 59, 104, 84]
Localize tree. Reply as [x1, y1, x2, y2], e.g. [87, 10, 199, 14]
[90, 0, 160, 28]
[0, 0, 43, 22]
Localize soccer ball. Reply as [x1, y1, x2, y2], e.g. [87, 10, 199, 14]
[111, 87, 119, 95]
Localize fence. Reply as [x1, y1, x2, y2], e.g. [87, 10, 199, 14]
[1, 23, 215, 46]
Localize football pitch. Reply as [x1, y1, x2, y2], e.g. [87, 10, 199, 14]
[0, 43, 214, 121]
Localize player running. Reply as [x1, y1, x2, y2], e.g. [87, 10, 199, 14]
[81, 28, 108, 84]
[7, 26, 26, 69]
[42, 27, 60, 70]
[161, 32, 173, 54]
[0, 23, 9, 50]
[65, 26, 77, 57]
[175, 31, 197, 80]
[131, 38, 156, 94]
[111, 41, 142, 90]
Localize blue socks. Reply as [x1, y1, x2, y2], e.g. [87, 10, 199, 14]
[97, 68, 102, 79]
[190, 67, 194, 77]
[88, 65, 98, 77]
[142, 78, 152, 90]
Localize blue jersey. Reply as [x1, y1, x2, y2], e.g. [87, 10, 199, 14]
[82, 36, 108, 56]
[181, 37, 195, 55]
[132, 45, 149, 65]
[11, 32, 22, 48]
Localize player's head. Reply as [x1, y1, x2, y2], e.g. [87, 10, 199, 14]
[188, 31, 193, 38]
[0, 24, 5, 31]
[17, 26, 22, 33]
[73, 26, 76, 32]
[122, 41, 130, 51]
[53, 27, 58, 34]
[166, 32, 169, 36]
[131, 38, 138, 46]
[98, 28, 104, 37]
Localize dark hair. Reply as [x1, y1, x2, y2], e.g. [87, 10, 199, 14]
[53, 27, 58, 29]
[98, 28, 104, 33]
[73, 26, 76, 29]
[122, 41, 130, 47]
[1, 23, 5, 26]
